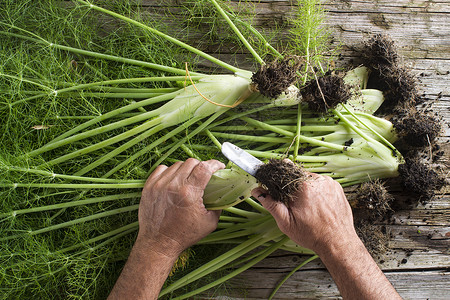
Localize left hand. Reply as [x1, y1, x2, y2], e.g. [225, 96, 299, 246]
[137, 158, 225, 258]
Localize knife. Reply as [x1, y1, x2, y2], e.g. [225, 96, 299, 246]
[221, 142, 264, 177]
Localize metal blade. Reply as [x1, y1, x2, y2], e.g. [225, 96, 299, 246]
[221, 142, 263, 177]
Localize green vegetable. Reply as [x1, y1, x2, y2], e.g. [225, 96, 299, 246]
[0, 0, 405, 298]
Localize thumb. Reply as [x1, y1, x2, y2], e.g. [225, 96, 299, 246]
[251, 187, 287, 219]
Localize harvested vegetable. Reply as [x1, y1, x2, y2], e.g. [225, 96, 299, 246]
[1, 0, 442, 299]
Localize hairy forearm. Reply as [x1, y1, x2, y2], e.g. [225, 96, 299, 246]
[108, 238, 178, 300]
[318, 234, 402, 300]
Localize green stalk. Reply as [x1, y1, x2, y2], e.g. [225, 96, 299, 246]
[30, 91, 180, 151]
[75, 0, 242, 73]
[224, 11, 283, 59]
[199, 228, 258, 243]
[0, 29, 199, 76]
[219, 216, 248, 223]
[240, 116, 346, 152]
[0, 193, 140, 218]
[173, 236, 290, 300]
[224, 207, 261, 219]
[208, 131, 292, 144]
[49, 76, 197, 94]
[207, 103, 277, 129]
[302, 3, 312, 84]
[0, 73, 53, 92]
[1, 205, 139, 241]
[240, 116, 295, 137]
[3, 166, 142, 184]
[160, 227, 279, 296]
[293, 104, 302, 160]
[50, 92, 159, 99]
[147, 112, 226, 174]
[204, 129, 222, 149]
[332, 109, 380, 146]
[268, 255, 319, 300]
[86, 87, 179, 93]
[45, 121, 164, 167]
[102, 117, 201, 177]
[3, 93, 49, 107]
[199, 215, 273, 243]
[0, 182, 144, 189]
[209, 0, 264, 64]
[59, 221, 139, 253]
[244, 198, 268, 214]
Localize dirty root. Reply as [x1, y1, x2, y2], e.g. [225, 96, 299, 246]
[363, 34, 420, 110]
[254, 159, 306, 204]
[398, 155, 446, 202]
[251, 57, 302, 99]
[301, 75, 352, 113]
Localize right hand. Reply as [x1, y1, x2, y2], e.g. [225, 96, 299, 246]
[251, 173, 358, 255]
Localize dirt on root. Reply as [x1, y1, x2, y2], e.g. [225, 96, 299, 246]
[362, 34, 420, 110]
[398, 154, 446, 202]
[349, 180, 396, 258]
[350, 179, 394, 221]
[355, 221, 390, 259]
[254, 159, 306, 205]
[300, 75, 352, 113]
[392, 107, 442, 148]
[251, 57, 302, 99]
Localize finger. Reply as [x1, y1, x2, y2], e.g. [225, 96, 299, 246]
[157, 160, 184, 182]
[304, 171, 322, 180]
[173, 158, 201, 181]
[252, 187, 289, 220]
[252, 187, 277, 211]
[144, 164, 168, 189]
[186, 159, 225, 190]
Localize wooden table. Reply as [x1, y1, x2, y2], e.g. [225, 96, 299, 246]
[144, 1, 449, 298]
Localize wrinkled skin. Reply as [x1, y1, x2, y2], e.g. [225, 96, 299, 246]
[252, 171, 402, 300]
[138, 158, 225, 257]
[108, 159, 224, 300]
[252, 172, 354, 253]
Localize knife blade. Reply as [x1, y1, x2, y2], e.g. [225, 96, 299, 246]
[221, 142, 263, 177]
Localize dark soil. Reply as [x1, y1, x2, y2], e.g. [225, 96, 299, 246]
[393, 108, 442, 148]
[300, 75, 352, 113]
[351, 179, 394, 221]
[363, 34, 399, 66]
[362, 34, 420, 110]
[355, 221, 389, 259]
[251, 57, 302, 99]
[350, 180, 395, 258]
[398, 155, 446, 202]
[254, 159, 306, 204]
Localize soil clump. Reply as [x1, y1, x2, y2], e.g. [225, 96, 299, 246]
[398, 154, 446, 202]
[362, 34, 420, 110]
[300, 75, 352, 113]
[254, 159, 306, 204]
[251, 57, 302, 99]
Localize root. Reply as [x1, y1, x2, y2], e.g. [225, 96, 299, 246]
[254, 159, 306, 204]
[251, 57, 302, 99]
[301, 75, 352, 113]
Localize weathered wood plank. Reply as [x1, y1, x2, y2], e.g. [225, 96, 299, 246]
[213, 268, 450, 299]
[256, 248, 450, 271]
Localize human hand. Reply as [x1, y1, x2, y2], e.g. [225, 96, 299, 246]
[251, 172, 358, 255]
[137, 158, 225, 258]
